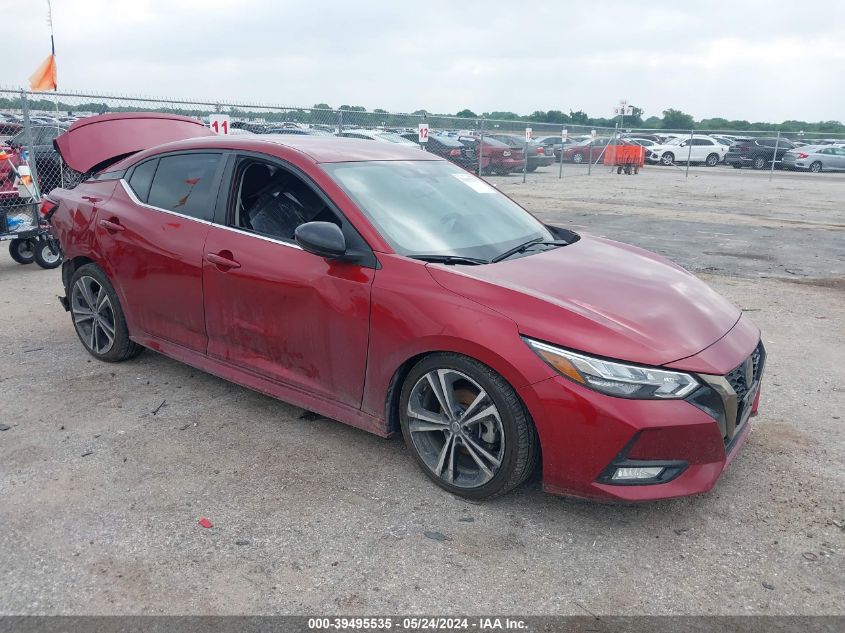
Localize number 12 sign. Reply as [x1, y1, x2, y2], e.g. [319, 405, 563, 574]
[418, 123, 429, 143]
[209, 114, 230, 135]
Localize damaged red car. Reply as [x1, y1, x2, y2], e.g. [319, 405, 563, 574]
[46, 113, 765, 502]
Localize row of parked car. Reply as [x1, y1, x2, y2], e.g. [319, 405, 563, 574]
[551, 132, 845, 172]
[228, 121, 555, 175]
[3, 112, 844, 187]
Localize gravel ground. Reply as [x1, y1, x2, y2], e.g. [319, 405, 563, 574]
[0, 167, 843, 615]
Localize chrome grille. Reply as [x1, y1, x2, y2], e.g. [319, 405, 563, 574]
[696, 341, 766, 445]
[726, 342, 765, 402]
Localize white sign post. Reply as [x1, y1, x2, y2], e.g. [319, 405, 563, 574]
[559, 129, 568, 179]
[590, 129, 597, 140]
[522, 128, 532, 183]
[418, 123, 429, 144]
[614, 101, 634, 127]
[209, 114, 230, 135]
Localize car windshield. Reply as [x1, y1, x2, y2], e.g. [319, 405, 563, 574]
[322, 160, 554, 261]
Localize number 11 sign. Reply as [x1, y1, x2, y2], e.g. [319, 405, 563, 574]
[209, 114, 230, 135]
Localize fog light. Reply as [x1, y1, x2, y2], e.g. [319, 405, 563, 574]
[611, 466, 664, 481]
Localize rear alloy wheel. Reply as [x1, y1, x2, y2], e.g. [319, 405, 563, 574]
[661, 152, 675, 166]
[8, 239, 35, 265]
[752, 156, 766, 170]
[69, 264, 143, 362]
[33, 238, 62, 269]
[571, 152, 584, 164]
[810, 161, 822, 173]
[705, 153, 720, 167]
[399, 354, 538, 500]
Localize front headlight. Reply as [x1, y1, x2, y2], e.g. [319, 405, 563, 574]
[524, 338, 698, 399]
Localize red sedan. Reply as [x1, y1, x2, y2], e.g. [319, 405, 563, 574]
[563, 138, 634, 164]
[458, 135, 524, 175]
[46, 113, 764, 502]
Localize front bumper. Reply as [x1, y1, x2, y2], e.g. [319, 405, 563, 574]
[518, 327, 763, 502]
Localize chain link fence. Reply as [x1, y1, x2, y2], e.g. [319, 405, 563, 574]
[2, 86, 845, 220]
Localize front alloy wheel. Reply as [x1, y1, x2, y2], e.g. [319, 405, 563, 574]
[661, 152, 675, 166]
[399, 354, 538, 500]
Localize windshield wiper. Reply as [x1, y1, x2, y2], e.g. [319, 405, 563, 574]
[411, 254, 489, 265]
[491, 238, 569, 263]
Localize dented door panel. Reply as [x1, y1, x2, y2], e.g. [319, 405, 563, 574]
[202, 226, 374, 407]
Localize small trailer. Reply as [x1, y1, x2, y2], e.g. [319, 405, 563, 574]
[1, 150, 62, 268]
[604, 144, 645, 175]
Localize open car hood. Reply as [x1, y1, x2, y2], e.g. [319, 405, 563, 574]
[54, 112, 212, 174]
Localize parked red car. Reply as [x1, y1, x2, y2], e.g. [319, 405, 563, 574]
[46, 113, 764, 502]
[458, 135, 524, 175]
[563, 138, 634, 164]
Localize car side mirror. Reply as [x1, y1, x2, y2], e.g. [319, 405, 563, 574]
[295, 221, 347, 259]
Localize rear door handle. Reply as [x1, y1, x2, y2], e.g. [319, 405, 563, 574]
[98, 218, 125, 232]
[205, 252, 241, 270]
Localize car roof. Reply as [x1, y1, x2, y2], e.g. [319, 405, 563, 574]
[115, 134, 442, 168]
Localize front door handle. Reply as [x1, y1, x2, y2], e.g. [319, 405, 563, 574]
[98, 218, 125, 232]
[205, 252, 241, 270]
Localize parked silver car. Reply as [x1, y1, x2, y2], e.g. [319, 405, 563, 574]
[782, 145, 845, 172]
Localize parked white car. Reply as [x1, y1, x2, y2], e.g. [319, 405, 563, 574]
[647, 135, 728, 166]
[337, 129, 421, 147]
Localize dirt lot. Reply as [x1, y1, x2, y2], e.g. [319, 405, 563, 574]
[1, 166, 843, 615]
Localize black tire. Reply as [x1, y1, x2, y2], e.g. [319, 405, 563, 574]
[810, 161, 822, 173]
[752, 155, 766, 170]
[526, 164, 538, 172]
[571, 152, 584, 164]
[68, 263, 143, 362]
[661, 152, 674, 166]
[9, 239, 35, 265]
[399, 353, 539, 500]
[33, 237, 62, 269]
[705, 153, 720, 167]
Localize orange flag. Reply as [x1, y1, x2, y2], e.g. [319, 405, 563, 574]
[29, 54, 58, 92]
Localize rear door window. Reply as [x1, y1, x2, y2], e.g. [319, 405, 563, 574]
[147, 153, 222, 220]
[128, 159, 158, 203]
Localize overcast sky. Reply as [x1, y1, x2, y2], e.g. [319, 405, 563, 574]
[8, 0, 845, 122]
